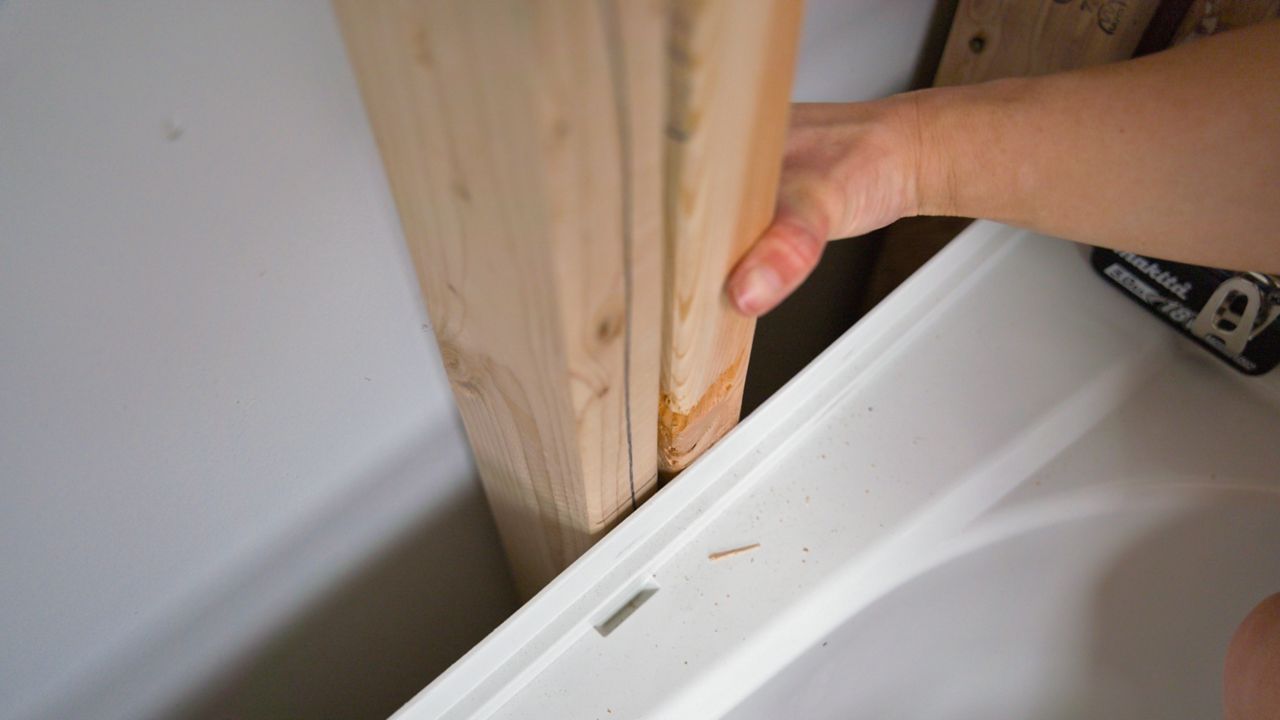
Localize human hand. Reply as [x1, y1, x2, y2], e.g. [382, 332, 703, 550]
[726, 99, 926, 317]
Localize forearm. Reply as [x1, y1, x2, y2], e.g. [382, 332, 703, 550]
[913, 20, 1280, 272]
[726, 21, 1280, 316]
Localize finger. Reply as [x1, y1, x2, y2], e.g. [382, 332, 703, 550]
[727, 203, 829, 317]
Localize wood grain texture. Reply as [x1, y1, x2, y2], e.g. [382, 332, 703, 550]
[333, 0, 663, 596]
[1170, 0, 1279, 44]
[659, 0, 804, 473]
[934, 0, 1163, 86]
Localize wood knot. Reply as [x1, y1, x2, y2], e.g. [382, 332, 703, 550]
[451, 181, 471, 203]
[412, 28, 434, 68]
[549, 116, 571, 146]
[595, 312, 624, 344]
[438, 342, 480, 396]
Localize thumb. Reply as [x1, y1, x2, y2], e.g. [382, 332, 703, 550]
[726, 198, 830, 317]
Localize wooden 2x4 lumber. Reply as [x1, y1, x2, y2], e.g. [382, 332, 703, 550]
[935, 0, 1163, 86]
[659, 0, 805, 473]
[334, 0, 663, 597]
[1169, 0, 1279, 45]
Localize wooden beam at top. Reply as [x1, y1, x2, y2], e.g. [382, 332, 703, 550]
[659, 0, 805, 473]
[333, 0, 664, 597]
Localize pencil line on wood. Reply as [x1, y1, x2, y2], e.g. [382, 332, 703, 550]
[598, 0, 638, 511]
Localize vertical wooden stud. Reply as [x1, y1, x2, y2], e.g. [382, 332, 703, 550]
[935, 0, 1162, 86]
[1168, 0, 1279, 45]
[659, 0, 805, 473]
[333, 0, 664, 597]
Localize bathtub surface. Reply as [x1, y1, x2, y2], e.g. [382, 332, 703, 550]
[394, 222, 1280, 719]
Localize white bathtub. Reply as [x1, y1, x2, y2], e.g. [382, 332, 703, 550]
[396, 222, 1280, 720]
[728, 486, 1280, 719]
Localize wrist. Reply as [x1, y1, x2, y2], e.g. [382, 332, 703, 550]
[905, 87, 954, 218]
[904, 78, 1034, 220]
[868, 87, 965, 220]
[858, 92, 934, 220]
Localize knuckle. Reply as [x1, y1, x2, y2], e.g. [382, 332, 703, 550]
[770, 223, 824, 274]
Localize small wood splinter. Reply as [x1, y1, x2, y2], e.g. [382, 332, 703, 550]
[708, 543, 761, 561]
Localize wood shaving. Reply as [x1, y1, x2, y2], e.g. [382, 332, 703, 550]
[707, 543, 760, 561]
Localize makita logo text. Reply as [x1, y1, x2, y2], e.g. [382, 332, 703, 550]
[1116, 251, 1192, 300]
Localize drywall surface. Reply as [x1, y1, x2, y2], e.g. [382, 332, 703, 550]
[0, 1, 936, 719]
[0, 2, 516, 719]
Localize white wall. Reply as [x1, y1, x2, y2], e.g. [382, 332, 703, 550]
[0, 1, 937, 718]
[795, 0, 940, 102]
[0, 3, 516, 719]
